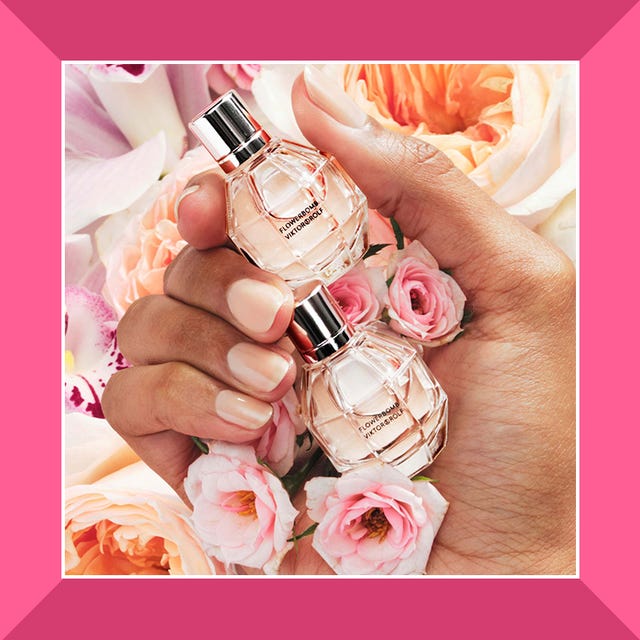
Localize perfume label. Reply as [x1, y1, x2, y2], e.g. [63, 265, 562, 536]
[358, 401, 405, 440]
[278, 200, 324, 239]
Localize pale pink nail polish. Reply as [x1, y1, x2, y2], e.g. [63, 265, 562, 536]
[226, 279, 286, 334]
[289, 282, 448, 478]
[227, 343, 290, 393]
[215, 389, 273, 429]
[189, 91, 368, 287]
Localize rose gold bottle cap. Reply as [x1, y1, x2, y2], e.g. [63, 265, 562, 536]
[189, 91, 271, 173]
[289, 281, 355, 363]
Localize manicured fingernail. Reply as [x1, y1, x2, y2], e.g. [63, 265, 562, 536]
[174, 184, 200, 222]
[227, 279, 287, 334]
[216, 389, 273, 430]
[227, 343, 290, 393]
[303, 65, 367, 128]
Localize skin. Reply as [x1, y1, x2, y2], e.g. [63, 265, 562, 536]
[102, 75, 576, 575]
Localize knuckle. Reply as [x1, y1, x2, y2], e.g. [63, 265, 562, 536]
[116, 295, 154, 362]
[163, 244, 194, 293]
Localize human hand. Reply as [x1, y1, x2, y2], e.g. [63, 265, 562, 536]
[103, 67, 575, 575]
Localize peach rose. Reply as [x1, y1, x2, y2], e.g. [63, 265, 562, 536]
[385, 241, 466, 345]
[328, 263, 384, 326]
[207, 64, 261, 94]
[252, 64, 576, 237]
[98, 145, 216, 317]
[339, 64, 576, 228]
[184, 441, 298, 574]
[65, 461, 215, 575]
[305, 462, 448, 575]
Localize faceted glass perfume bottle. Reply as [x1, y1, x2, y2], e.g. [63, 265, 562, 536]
[190, 91, 368, 286]
[290, 283, 448, 478]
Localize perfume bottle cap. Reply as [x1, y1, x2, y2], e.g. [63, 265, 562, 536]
[289, 281, 355, 364]
[189, 91, 271, 173]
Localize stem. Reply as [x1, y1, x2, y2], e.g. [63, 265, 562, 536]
[281, 446, 325, 498]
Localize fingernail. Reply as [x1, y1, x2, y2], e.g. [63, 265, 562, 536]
[303, 65, 367, 128]
[227, 343, 290, 393]
[227, 279, 287, 334]
[174, 184, 200, 222]
[216, 389, 273, 430]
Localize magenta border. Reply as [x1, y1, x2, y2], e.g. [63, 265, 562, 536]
[1, 0, 639, 636]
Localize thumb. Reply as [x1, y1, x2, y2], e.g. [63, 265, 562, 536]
[291, 66, 562, 307]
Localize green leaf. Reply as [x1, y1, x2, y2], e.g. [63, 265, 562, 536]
[191, 436, 209, 454]
[280, 446, 325, 498]
[287, 522, 319, 543]
[386, 275, 395, 288]
[363, 243, 391, 260]
[441, 267, 453, 276]
[462, 305, 474, 326]
[451, 330, 465, 343]
[390, 217, 405, 250]
[412, 475, 438, 483]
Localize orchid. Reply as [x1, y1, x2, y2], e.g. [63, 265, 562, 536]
[65, 63, 212, 234]
[64, 285, 128, 418]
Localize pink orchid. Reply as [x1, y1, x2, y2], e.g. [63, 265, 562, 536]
[65, 64, 212, 233]
[65, 286, 128, 418]
[306, 462, 448, 575]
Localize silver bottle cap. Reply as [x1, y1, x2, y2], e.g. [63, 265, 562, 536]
[189, 91, 271, 173]
[289, 281, 355, 364]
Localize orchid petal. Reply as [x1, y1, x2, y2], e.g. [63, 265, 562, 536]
[84, 64, 187, 172]
[65, 65, 131, 158]
[65, 132, 165, 233]
[65, 234, 93, 285]
[65, 286, 117, 369]
[165, 64, 212, 147]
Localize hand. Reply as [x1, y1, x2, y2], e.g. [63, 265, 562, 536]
[103, 67, 576, 575]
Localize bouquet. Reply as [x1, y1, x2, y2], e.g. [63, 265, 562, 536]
[65, 63, 576, 575]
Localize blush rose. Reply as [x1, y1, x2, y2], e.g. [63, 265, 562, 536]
[386, 241, 466, 345]
[184, 441, 298, 574]
[305, 462, 448, 575]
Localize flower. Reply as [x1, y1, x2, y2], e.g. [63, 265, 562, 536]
[253, 389, 307, 476]
[208, 64, 261, 94]
[328, 263, 384, 325]
[65, 64, 212, 233]
[305, 463, 448, 575]
[66, 461, 215, 575]
[184, 442, 298, 574]
[98, 145, 215, 317]
[65, 412, 139, 486]
[385, 241, 466, 345]
[65, 285, 128, 417]
[252, 64, 576, 233]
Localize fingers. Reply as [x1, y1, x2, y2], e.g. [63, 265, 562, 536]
[163, 246, 294, 343]
[118, 294, 296, 401]
[175, 169, 227, 250]
[103, 362, 274, 441]
[292, 67, 570, 309]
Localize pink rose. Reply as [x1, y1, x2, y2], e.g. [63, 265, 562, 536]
[386, 241, 466, 345]
[184, 442, 298, 574]
[253, 389, 307, 476]
[207, 64, 261, 94]
[305, 463, 448, 575]
[328, 263, 384, 325]
[99, 146, 215, 317]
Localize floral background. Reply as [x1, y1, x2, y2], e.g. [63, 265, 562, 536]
[64, 62, 576, 575]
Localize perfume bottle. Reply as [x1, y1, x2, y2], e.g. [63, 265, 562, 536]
[190, 91, 369, 286]
[289, 282, 448, 478]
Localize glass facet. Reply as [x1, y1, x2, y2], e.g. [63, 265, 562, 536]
[226, 139, 368, 286]
[300, 323, 448, 478]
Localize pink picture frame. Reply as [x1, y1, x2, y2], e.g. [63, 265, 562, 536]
[1, 0, 638, 636]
